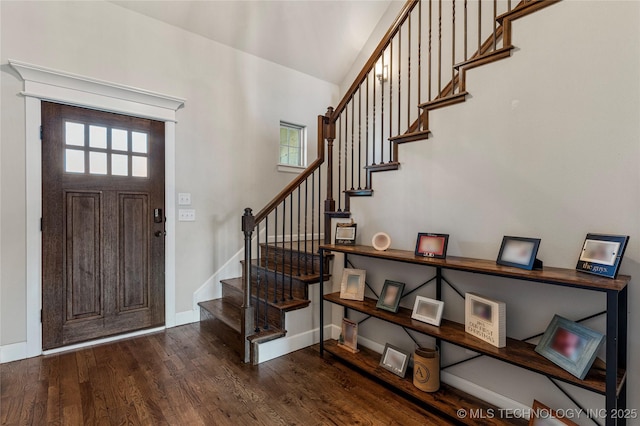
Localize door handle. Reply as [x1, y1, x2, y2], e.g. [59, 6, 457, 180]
[154, 230, 166, 237]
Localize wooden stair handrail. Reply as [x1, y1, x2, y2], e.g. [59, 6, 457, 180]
[253, 112, 331, 224]
[330, 0, 418, 122]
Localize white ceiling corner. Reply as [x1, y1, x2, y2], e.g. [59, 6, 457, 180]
[110, 0, 394, 85]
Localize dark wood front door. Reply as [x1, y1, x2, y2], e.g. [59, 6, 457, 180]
[41, 102, 165, 350]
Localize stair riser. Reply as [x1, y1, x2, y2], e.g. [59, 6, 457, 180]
[200, 308, 243, 358]
[259, 246, 328, 274]
[222, 283, 244, 306]
[245, 264, 308, 300]
[251, 296, 286, 330]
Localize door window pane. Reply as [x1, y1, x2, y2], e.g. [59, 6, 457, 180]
[89, 152, 107, 175]
[89, 125, 107, 149]
[65, 122, 85, 147]
[112, 129, 128, 151]
[132, 132, 148, 154]
[112, 154, 128, 176]
[65, 149, 85, 173]
[132, 156, 147, 177]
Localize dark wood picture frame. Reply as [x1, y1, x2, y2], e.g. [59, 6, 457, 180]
[496, 236, 542, 270]
[414, 233, 449, 259]
[375, 280, 405, 313]
[379, 343, 410, 378]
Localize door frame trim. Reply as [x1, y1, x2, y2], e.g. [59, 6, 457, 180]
[10, 60, 185, 358]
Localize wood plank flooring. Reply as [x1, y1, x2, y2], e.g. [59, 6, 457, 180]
[1, 322, 454, 425]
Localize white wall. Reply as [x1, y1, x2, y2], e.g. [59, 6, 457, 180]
[0, 1, 337, 347]
[336, 1, 640, 423]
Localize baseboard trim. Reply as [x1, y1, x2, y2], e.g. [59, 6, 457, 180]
[256, 324, 334, 364]
[175, 309, 199, 326]
[0, 341, 28, 364]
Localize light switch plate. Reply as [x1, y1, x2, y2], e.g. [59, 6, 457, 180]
[178, 192, 191, 205]
[178, 209, 196, 221]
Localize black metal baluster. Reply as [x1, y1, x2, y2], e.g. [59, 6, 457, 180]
[337, 117, 342, 211]
[350, 99, 354, 190]
[358, 86, 362, 190]
[273, 207, 278, 303]
[380, 52, 385, 164]
[304, 179, 309, 275]
[372, 69, 376, 165]
[289, 193, 293, 300]
[452, 0, 456, 95]
[398, 26, 402, 136]
[255, 221, 261, 331]
[418, 1, 422, 129]
[297, 186, 301, 277]
[311, 171, 316, 274]
[281, 198, 286, 302]
[366, 74, 370, 173]
[389, 40, 393, 157]
[264, 217, 269, 328]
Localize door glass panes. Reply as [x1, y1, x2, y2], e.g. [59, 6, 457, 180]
[63, 121, 148, 178]
[132, 132, 148, 154]
[112, 129, 128, 151]
[132, 156, 147, 178]
[89, 152, 107, 175]
[65, 122, 85, 147]
[111, 154, 128, 176]
[89, 125, 107, 149]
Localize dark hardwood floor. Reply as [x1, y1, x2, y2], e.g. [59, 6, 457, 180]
[1, 322, 453, 425]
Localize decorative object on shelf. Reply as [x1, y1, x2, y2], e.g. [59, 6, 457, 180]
[535, 314, 604, 380]
[465, 293, 506, 348]
[379, 343, 410, 378]
[496, 235, 543, 270]
[339, 268, 366, 301]
[335, 221, 357, 245]
[413, 346, 440, 392]
[411, 296, 444, 326]
[528, 400, 579, 426]
[375, 280, 405, 313]
[414, 233, 449, 259]
[371, 232, 391, 251]
[338, 318, 359, 353]
[576, 233, 629, 279]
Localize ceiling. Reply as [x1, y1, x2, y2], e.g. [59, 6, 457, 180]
[112, 0, 395, 85]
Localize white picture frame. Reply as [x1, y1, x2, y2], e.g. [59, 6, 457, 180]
[411, 296, 444, 326]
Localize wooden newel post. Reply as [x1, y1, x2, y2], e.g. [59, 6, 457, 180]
[241, 207, 255, 363]
[323, 107, 336, 245]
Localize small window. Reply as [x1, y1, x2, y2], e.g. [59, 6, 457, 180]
[279, 122, 306, 170]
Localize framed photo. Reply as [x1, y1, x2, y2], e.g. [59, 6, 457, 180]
[379, 343, 410, 377]
[376, 280, 405, 313]
[464, 293, 506, 348]
[338, 318, 359, 353]
[339, 268, 366, 301]
[335, 222, 357, 245]
[496, 236, 542, 270]
[528, 400, 579, 426]
[411, 296, 444, 326]
[576, 233, 629, 279]
[414, 233, 449, 259]
[534, 314, 604, 380]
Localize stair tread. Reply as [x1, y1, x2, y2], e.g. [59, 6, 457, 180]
[198, 299, 241, 333]
[344, 189, 374, 197]
[222, 276, 311, 311]
[247, 328, 287, 344]
[364, 162, 400, 172]
[388, 129, 431, 144]
[454, 46, 513, 70]
[418, 92, 468, 110]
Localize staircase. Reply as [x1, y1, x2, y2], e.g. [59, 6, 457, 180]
[199, 239, 330, 364]
[199, 0, 561, 364]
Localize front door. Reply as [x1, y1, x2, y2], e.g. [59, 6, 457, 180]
[41, 102, 165, 350]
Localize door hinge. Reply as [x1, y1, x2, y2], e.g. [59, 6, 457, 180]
[40, 125, 43, 140]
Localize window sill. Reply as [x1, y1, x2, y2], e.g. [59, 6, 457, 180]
[277, 164, 306, 174]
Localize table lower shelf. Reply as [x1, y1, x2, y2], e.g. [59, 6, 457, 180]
[323, 339, 527, 426]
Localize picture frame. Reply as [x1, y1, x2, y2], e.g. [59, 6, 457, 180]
[528, 400, 579, 426]
[375, 280, 405, 313]
[339, 268, 366, 301]
[411, 296, 445, 326]
[414, 233, 449, 259]
[464, 293, 506, 348]
[576, 233, 629, 279]
[534, 314, 604, 380]
[496, 236, 542, 270]
[338, 318, 359, 353]
[379, 343, 410, 378]
[335, 222, 357, 245]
